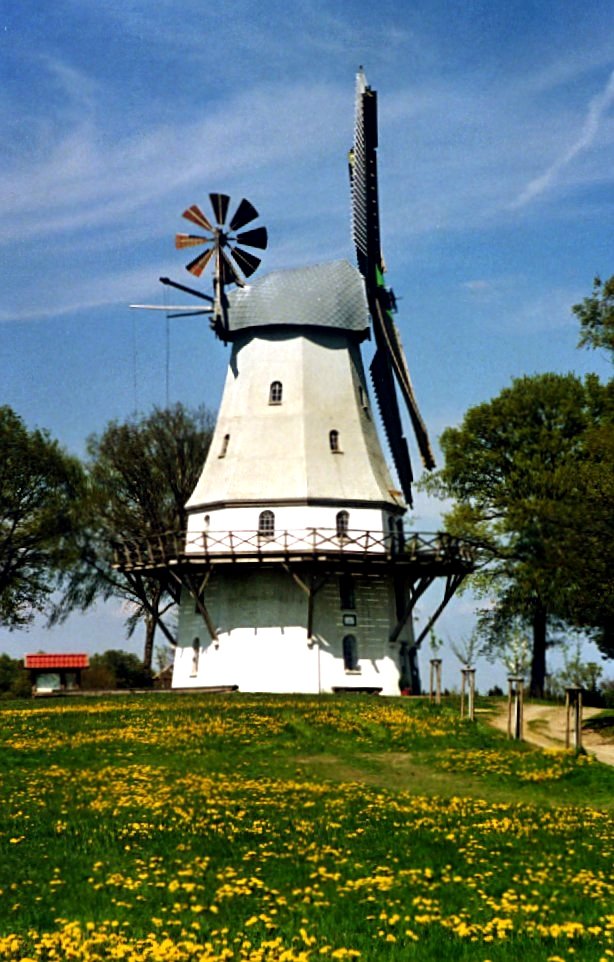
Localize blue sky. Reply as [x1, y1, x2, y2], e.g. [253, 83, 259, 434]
[1, 0, 612, 687]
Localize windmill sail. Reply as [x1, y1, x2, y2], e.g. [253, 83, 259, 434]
[350, 69, 435, 506]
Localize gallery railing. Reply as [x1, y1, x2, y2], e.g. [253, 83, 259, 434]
[112, 527, 475, 571]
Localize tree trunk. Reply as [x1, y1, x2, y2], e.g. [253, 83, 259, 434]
[530, 601, 547, 697]
[142, 582, 162, 670]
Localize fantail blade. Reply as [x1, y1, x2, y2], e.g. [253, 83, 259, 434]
[230, 246, 261, 278]
[186, 246, 215, 277]
[182, 204, 213, 230]
[235, 226, 268, 250]
[229, 197, 259, 231]
[175, 233, 209, 249]
[209, 192, 230, 226]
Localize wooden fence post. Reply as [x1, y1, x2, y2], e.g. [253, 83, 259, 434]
[507, 675, 524, 740]
[565, 686, 583, 753]
[429, 658, 442, 705]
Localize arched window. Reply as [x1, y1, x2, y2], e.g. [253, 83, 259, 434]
[329, 429, 340, 452]
[269, 381, 283, 404]
[219, 433, 230, 458]
[342, 634, 359, 672]
[258, 510, 275, 540]
[190, 637, 200, 677]
[336, 510, 350, 540]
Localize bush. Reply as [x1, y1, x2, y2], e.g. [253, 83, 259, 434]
[83, 650, 153, 690]
[0, 653, 31, 699]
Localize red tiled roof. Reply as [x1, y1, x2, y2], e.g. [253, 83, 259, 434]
[24, 654, 89, 670]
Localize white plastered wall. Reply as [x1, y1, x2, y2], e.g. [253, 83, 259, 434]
[172, 567, 405, 695]
[186, 328, 403, 515]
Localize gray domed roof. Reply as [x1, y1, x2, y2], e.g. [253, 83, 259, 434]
[226, 260, 369, 337]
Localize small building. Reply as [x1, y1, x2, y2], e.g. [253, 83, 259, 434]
[24, 654, 89, 695]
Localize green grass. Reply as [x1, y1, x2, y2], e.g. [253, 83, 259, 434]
[0, 693, 612, 961]
[584, 709, 614, 741]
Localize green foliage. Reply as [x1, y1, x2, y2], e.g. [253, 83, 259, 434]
[0, 406, 84, 629]
[572, 274, 614, 357]
[546, 642, 604, 702]
[428, 629, 444, 655]
[0, 653, 31, 699]
[83, 649, 153, 690]
[500, 629, 531, 679]
[54, 403, 214, 668]
[422, 373, 613, 694]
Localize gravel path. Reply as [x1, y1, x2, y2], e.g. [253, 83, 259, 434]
[487, 702, 614, 766]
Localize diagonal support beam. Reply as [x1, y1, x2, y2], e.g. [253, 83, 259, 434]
[411, 572, 468, 651]
[167, 567, 218, 642]
[282, 565, 329, 640]
[389, 574, 436, 644]
[122, 570, 178, 648]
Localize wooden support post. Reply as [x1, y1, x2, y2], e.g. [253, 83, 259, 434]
[429, 658, 442, 704]
[507, 676, 524, 740]
[281, 565, 328, 643]
[565, 686, 583, 753]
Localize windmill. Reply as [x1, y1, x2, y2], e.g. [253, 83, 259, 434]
[350, 68, 435, 506]
[116, 70, 473, 695]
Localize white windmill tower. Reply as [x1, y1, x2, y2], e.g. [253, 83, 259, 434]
[118, 71, 472, 694]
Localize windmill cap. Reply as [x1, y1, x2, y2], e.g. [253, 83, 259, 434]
[225, 260, 370, 338]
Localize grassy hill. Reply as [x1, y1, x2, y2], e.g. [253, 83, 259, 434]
[0, 693, 612, 961]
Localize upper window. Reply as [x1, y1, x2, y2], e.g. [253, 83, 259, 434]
[258, 510, 275, 540]
[336, 510, 350, 540]
[358, 385, 371, 419]
[219, 433, 230, 458]
[329, 429, 341, 452]
[269, 381, 283, 404]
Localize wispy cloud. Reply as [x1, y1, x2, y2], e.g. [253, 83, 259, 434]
[511, 68, 614, 209]
[0, 71, 349, 245]
[0, 265, 164, 323]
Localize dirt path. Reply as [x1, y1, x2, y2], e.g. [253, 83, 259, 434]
[486, 702, 614, 766]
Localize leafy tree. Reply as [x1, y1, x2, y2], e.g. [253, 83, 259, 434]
[0, 407, 83, 629]
[572, 274, 614, 357]
[54, 404, 214, 669]
[83, 650, 153, 690]
[423, 373, 612, 696]
[0, 653, 32, 699]
[551, 392, 614, 659]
